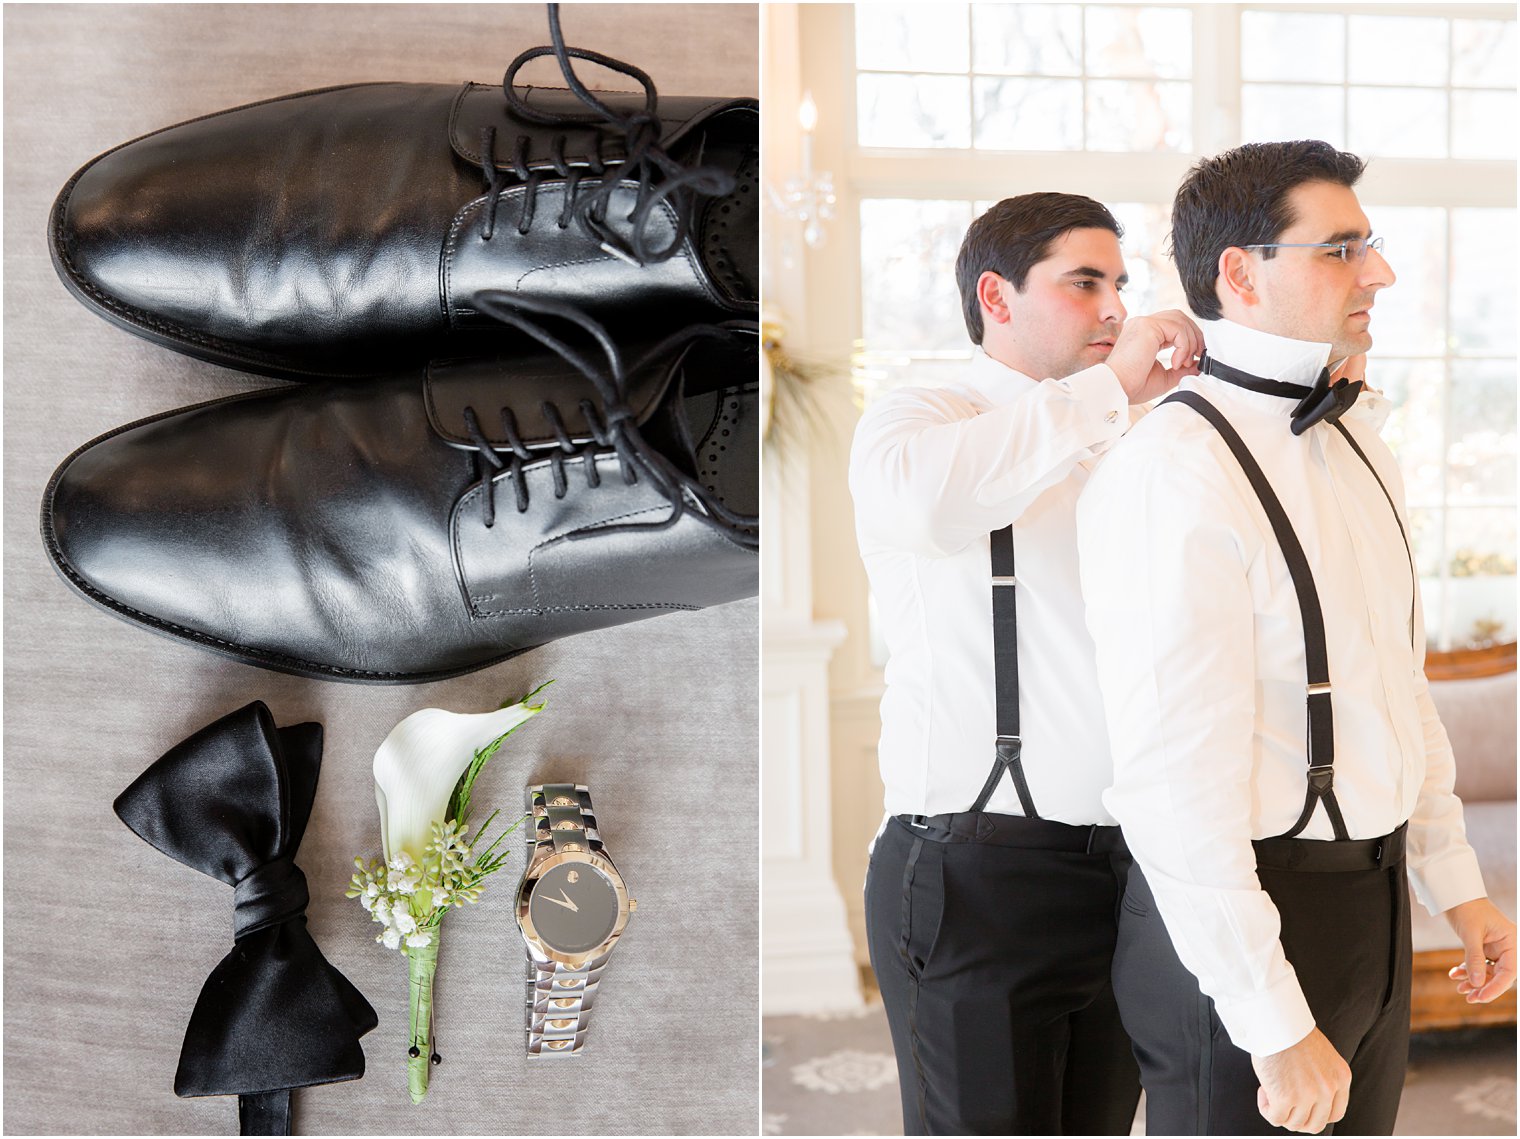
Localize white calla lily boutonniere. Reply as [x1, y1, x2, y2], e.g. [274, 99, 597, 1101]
[347, 683, 549, 1103]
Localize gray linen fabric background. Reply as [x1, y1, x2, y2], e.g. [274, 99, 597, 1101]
[2, 4, 759, 1134]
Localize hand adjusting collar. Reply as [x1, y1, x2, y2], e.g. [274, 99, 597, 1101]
[482, 3, 736, 265]
[1200, 351, 1363, 436]
[113, 703, 377, 1136]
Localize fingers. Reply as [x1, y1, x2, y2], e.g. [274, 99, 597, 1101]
[1257, 1085, 1287, 1129]
[1463, 937, 1491, 994]
[1330, 353, 1367, 384]
[1330, 1078, 1351, 1125]
[1474, 947, 1518, 1002]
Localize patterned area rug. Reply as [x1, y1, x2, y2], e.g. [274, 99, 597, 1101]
[762, 1001, 1516, 1136]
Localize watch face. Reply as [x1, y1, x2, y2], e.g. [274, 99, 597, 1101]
[527, 861, 621, 954]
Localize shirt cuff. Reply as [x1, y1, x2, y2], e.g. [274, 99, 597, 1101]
[1050, 363, 1128, 437]
[1212, 967, 1317, 1057]
[1411, 846, 1488, 916]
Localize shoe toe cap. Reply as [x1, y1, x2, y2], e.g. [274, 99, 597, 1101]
[44, 423, 233, 640]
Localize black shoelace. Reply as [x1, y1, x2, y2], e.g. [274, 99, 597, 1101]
[476, 3, 736, 264]
[461, 292, 758, 549]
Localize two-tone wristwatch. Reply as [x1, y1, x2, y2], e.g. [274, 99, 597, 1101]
[514, 783, 635, 1056]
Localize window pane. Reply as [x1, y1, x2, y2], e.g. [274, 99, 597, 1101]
[1379, 359, 1446, 511]
[1451, 208, 1517, 357]
[1348, 87, 1447, 159]
[1086, 79, 1191, 152]
[1366, 207, 1445, 357]
[1109, 202, 1187, 316]
[1348, 15, 1449, 87]
[856, 3, 969, 73]
[1240, 11, 1345, 83]
[1240, 84, 1344, 148]
[1448, 361, 1518, 504]
[1085, 6, 1192, 79]
[1452, 19, 1517, 88]
[860, 199, 973, 354]
[1443, 507, 1517, 647]
[974, 77, 1082, 150]
[1453, 91, 1518, 161]
[973, 4, 1081, 76]
[857, 74, 972, 148]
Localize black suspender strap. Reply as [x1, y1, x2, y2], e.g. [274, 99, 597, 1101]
[970, 524, 1039, 817]
[1162, 391, 1350, 841]
[1331, 420, 1416, 650]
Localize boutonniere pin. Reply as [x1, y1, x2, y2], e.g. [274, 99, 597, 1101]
[347, 683, 549, 1103]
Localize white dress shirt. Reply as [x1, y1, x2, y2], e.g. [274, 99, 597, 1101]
[851, 348, 1131, 824]
[1077, 318, 1487, 1057]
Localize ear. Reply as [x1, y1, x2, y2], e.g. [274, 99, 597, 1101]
[977, 271, 1013, 328]
[1217, 247, 1258, 310]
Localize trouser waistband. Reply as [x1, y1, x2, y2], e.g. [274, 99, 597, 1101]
[1253, 822, 1407, 872]
[896, 811, 1128, 853]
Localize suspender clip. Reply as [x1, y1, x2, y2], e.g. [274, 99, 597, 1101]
[908, 815, 930, 829]
[1306, 681, 1333, 695]
[992, 575, 1018, 587]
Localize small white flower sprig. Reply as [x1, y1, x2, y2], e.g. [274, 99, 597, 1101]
[349, 813, 516, 950]
[348, 682, 549, 1104]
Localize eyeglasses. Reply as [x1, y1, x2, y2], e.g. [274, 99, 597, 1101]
[1242, 235, 1385, 264]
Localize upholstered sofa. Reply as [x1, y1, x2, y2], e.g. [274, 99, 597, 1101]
[1413, 642, 1517, 1031]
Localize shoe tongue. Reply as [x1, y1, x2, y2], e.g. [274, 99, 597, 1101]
[424, 351, 675, 450]
[449, 83, 754, 177]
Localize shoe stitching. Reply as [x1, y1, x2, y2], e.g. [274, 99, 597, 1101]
[441, 189, 722, 329]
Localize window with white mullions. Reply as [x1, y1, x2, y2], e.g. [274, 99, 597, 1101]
[846, 3, 1515, 649]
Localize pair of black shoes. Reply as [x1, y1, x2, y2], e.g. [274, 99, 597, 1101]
[42, 17, 759, 684]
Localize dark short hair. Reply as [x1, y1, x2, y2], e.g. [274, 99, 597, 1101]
[955, 193, 1122, 344]
[1170, 140, 1367, 320]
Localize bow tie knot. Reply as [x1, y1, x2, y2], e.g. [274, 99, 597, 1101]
[233, 856, 310, 940]
[1291, 367, 1364, 436]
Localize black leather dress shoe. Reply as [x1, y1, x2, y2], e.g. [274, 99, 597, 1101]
[48, 31, 756, 381]
[41, 301, 758, 683]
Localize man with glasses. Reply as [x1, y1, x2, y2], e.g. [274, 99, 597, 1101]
[851, 192, 1202, 1134]
[1077, 140, 1516, 1135]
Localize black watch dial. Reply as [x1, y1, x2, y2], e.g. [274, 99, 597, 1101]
[528, 861, 620, 954]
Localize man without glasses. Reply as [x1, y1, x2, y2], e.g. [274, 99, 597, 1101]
[850, 192, 1202, 1134]
[1078, 140, 1517, 1135]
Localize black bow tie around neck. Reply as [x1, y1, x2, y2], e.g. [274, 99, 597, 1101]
[114, 703, 377, 1135]
[1200, 352, 1363, 435]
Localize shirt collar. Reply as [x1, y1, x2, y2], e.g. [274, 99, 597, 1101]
[1191, 318, 1391, 431]
[1200, 318, 1332, 386]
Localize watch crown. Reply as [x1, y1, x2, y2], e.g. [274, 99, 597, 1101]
[629, 898, 638, 912]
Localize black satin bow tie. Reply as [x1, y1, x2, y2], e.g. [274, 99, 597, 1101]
[114, 703, 377, 1136]
[1200, 352, 1363, 435]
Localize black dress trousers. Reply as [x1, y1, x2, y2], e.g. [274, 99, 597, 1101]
[1114, 853, 1412, 1135]
[864, 814, 1141, 1136]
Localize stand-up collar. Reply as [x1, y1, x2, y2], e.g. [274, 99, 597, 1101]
[1192, 318, 1390, 432]
[1201, 319, 1332, 386]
